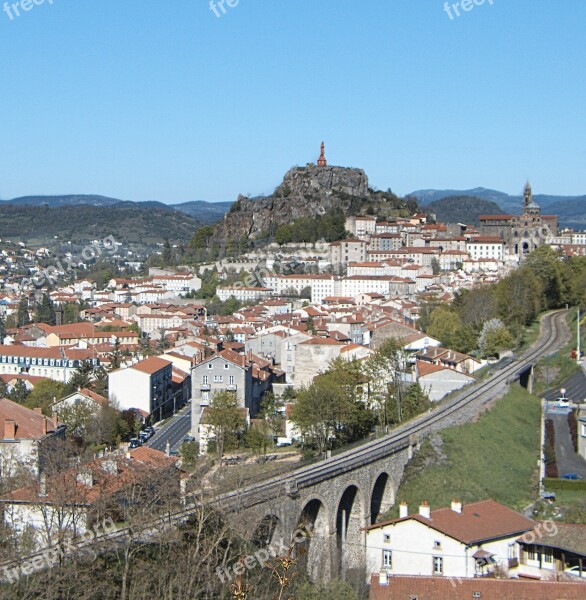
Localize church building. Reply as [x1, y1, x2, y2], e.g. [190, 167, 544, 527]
[478, 183, 558, 258]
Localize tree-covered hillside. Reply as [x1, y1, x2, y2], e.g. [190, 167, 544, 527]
[427, 195, 505, 225]
[0, 204, 202, 246]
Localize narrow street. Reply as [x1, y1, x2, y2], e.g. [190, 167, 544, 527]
[146, 404, 192, 453]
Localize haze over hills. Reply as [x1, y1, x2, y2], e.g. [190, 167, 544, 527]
[410, 187, 586, 229]
[0, 195, 233, 226]
[426, 196, 505, 227]
[0, 204, 203, 248]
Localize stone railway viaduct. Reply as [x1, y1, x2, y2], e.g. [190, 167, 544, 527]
[207, 310, 569, 581]
[0, 311, 571, 584]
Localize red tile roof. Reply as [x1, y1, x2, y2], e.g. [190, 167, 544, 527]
[365, 499, 535, 544]
[369, 575, 586, 600]
[0, 399, 60, 440]
[131, 356, 172, 375]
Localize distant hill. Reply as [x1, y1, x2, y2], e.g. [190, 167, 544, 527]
[3, 194, 129, 208]
[0, 195, 232, 226]
[427, 196, 505, 226]
[410, 187, 586, 229]
[0, 204, 202, 247]
[170, 200, 234, 224]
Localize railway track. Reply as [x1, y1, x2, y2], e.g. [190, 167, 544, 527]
[0, 310, 569, 576]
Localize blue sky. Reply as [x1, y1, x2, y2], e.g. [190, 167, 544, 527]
[0, 0, 585, 203]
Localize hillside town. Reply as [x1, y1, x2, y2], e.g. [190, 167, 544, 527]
[0, 158, 585, 598]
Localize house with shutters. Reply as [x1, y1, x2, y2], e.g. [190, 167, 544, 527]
[191, 349, 275, 442]
[0, 399, 66, 477]
[364, 499, 535, 581]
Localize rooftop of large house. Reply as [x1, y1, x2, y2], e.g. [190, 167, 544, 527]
[0, 399, 61, 440]
[365, 499, 535, 545]
[369, 574, 586, 600]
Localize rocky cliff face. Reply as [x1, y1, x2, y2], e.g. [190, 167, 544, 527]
[212, 165, 369, 248]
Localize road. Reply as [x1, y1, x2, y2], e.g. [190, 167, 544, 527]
[146, 404, 192, 453]
[550, 413, 586, 478]
[0, 310, 573, 578]
[544, 367, 586, 478]
[544, 368, 586, 404]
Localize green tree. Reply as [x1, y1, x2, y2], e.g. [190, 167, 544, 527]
[0, 314, 5, 344]
[8, 379, 30, 404]
[426, 307, 462, 347]
[17, 298, 30, 327]
[431, 257, 441, 275]
[25, 379, 67, 415]
[35, 293, 56, 325]
[63, 302, 82, 324]
[401, 382, 431, 421]
[363, 338, 406, 431]
[245, 420, 274, 456]
[495, 266, 543, 332]
[258, 391, 285, 438]
[290, 359, 366, 453]
[65, 361, 95, 394]
[525, 246, 571, 309]
[478, 319, 514, 358]
[206, 391, 245, 466]
[55, 399, 98, 438]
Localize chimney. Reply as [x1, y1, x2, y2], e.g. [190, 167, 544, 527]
[42, 417, 48, 436]
[33, 408, 43, 415]
[399, 501, 408, 519]
[53, 415, 58, 431]
[451, 499, 462, 514]
[419, 501, 431, 519]
[4, 419, 16, 440]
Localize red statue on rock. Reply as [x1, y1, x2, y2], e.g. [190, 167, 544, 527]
[317, 141, 327, 167]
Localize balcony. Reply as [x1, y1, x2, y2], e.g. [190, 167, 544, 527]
[200, 384, 211, 391]
[226, 384, 237, 392]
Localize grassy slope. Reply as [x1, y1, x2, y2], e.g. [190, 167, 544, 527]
[392, 385, 541, 516]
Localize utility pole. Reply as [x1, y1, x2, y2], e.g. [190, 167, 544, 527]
[577, 308, 581, 364]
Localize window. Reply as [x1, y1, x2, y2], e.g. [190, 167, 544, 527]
[382, 549, 392, 569]
[224, 363, 229, 369]
[214, 375, 223, 383]
[434, 540, 441, 549]
[527, 546, 537, 561]
[383, 534, 391, 543]
[208, 363, 213, 369]
[433, 556, 443, 575]
[543, 549, 553, 563]
[229, 376, 235, 385]
[202, 375, 208, 385]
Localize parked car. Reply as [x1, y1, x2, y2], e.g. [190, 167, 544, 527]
[564, 565, 586, 578]
[555, 388, 570, 407]
[129, 438, 143, 449]
[561, 473, 583, 480]
[182, 434, 196, 444]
